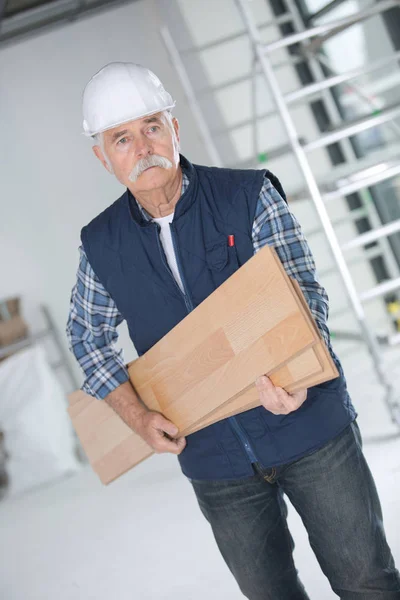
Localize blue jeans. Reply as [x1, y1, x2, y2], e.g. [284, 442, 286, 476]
[190, 422, 400, 599]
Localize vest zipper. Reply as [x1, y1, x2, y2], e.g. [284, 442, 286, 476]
[228, 416, 259, 464]
[161, 224, 258, 465]
[154, 223, 192, 313]
[169, 223, 194, 312]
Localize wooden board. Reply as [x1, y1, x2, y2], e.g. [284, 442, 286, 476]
[156, 277, 338, 434]
[190, 345, 323, 432]
[68, 247, 338, 485]
[190, 330, 338, 433]
[68, 331, 335, 485]
[289, 278, 339, 386]
[128, 245, 319, 434]
[68, 391, 153, 484]
[262, 252, 338, 391]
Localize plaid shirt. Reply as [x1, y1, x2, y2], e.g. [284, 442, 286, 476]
[66, 171, 330, 399]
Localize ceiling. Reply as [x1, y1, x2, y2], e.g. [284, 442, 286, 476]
[4, 0, 55, 18]
[0, 0, 139, 48]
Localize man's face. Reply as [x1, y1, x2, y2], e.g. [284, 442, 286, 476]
[93, 112, 180, 194]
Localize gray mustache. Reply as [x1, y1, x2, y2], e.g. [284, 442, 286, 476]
[128, 155, 173, 182]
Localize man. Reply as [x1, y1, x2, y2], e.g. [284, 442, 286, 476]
[67, 62, 400, 599]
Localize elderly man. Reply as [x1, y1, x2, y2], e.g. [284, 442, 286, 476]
[67, 62, 399, 599]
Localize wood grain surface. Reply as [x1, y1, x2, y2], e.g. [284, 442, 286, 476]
[128, 245, 319, 433]
[188, 276, 341, 433]
[68, 246, 338, 484]
[68, 391, 153, 484]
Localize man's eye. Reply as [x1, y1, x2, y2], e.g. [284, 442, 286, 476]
[117, 137, 128, 145]
[148, 126, 159, 133]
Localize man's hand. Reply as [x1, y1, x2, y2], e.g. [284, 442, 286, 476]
[134, 410, 186, 455]
[105, 381, 186, 455]
[255, 376, 307, 415]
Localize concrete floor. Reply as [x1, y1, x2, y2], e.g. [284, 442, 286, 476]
[1, 345, 399, 600]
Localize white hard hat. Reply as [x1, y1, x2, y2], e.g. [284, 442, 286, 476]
[82, 62, 176, 137]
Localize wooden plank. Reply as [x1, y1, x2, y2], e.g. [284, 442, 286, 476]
[68, 333, 334, 485]
[188, 334, 337, 433]
[126, 324, 322, 436]
[68, 390, 88, 408]
[68, 246, 337, 485]
[128, 245, 319, 433]
[68, 393, 154, 484]
[188, 345, 322, 433]
[93, 434, 153, 484]
[267, 254, 338, 389]
[289, 278, 338, 386]
[169, 312, 318, 434]
[186, 278, 339, 431]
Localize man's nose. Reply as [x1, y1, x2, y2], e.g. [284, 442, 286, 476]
[135, 136, 152, 158]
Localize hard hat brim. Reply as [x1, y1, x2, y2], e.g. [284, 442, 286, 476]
[83, 102, 176, 137]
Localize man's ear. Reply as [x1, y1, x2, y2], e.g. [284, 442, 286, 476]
[92, 145, 114, 174]
[172, 117, 180, 145]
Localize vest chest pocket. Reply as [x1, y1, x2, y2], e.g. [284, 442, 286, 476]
[205, 237, 241, 287]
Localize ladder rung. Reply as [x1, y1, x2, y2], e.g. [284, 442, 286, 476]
[260, 0, 400, 54]
[286, 144, 400, 202]
[230, 140, 306, 168]
[305, 208, 368, 237]
[303, 104, 400, 153]
[213, 99, 400, 142]
[342, 220, 400, 252]
[362, 72, 400, 99]
[291, 160, 400, 201]
[211, 108, 277, 136]
[180, 14, 293, 55]
[318, 247, 384, 277]
[325, 142, 400, 182]
[198, 55, 305, 98]
[306, 0, 349, 22]
[323, 161, 400, 202]
[331, 330, 364, 342]
[360, 277, 400, 302]
[307, 8, 400, 54]
[284, 51, 400, 105]
[330, 331, 399, 347]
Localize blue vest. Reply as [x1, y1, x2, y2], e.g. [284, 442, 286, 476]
[82, 155, 355, 480]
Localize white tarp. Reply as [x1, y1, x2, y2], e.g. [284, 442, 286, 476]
[0, 345, 80, 496]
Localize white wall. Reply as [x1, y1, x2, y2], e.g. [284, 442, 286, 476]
[0, 0, 212, 386]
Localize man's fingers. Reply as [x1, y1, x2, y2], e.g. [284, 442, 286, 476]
[175, 437, 187, 452]
[275, 387, 297, 411]
[256, 376, 289, 414]
[154, 435, 186, 455]
[295, 389, 308, 403]
[277, 387, 307, 412]
[255, 376, 307, 415]
[255, 375, 275, 393]
[255, 375, 279, 403]
[152, 414, 179, 438]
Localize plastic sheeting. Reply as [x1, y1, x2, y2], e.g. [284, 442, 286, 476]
[0, 345, 80, 496]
